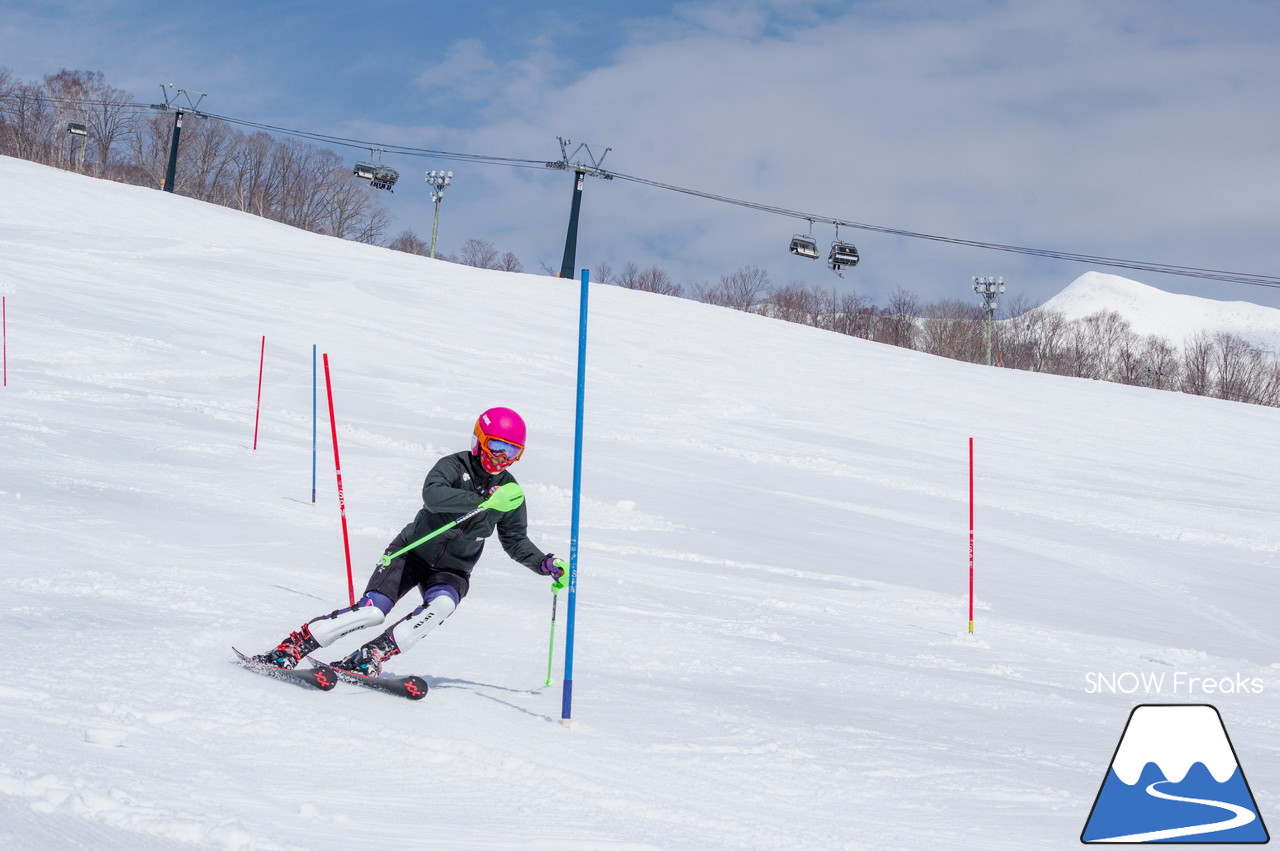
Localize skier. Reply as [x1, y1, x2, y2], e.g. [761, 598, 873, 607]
[254, 407, 567, 677]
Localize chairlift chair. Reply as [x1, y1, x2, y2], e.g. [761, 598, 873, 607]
[353, 161, 399, 191]
[368, 164, 399, 191]
[789, 234, 820, 259]
[67, 122, 88, 137]
[828, 240, 860, 270]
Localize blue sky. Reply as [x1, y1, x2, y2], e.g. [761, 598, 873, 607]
[4, 0, 1279, 310]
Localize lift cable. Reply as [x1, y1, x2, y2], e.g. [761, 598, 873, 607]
[606, 171, 1280, 289]
[24, 90, 1276, 289]
[200, 112, 550, 169]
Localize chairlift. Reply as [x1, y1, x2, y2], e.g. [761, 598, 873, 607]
[353, 160, 399, 191]
[828, 240, 860, 270]
[368, 164, 399, 191]
[828, 224, 859, 272]
[789, 234, 820, 259]
[67, 122, 88, 136]
[789, 218, 820, 260]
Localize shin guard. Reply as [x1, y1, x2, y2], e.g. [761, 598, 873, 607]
[388, 593, 456, 654]
[306, 603, 386, 647]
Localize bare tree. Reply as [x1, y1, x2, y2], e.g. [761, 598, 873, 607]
[180, 116, 236, 203]
[389, 230, 430, 255]
[1127, 336, 1181, 390]
[125, 110, 175, 189]
[877, 288, 920, 349]
[1180, 332, 1214, 397]
[0, 67, 15, 108]
[497, 251, 523, 273]
[1078, 310, 1138, 382]
[268, 138, 335, 230]
[592, 262, 615, 285]
[225, 130, 275, 214]
[0, 81, 54, 162]
[1002, 308, 1070, 373]
[822, 290, 875, 338]
[1211, 332, 1264, 403]
[347, 205, 392, 245]
[315, 161, 390, 243]
[42, 69, 93, 169]
[460, 238, 500, 269]
[82, 80, 135, 178]
[1175, 331, 1279, 404]
[617, 262, 681, 296]
[917, 298, 984, 361]
[1257, 359, 1280, 407]
[696, 265, 771, 311]
[763, 282, 821, 326]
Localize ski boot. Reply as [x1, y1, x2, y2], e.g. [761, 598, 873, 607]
[254, 626, 320, 669]
[332, 634, 399, 677]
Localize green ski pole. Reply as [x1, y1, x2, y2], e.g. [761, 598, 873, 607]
[544, 572, 566, 686]
[377, 482, 524, 567]
[545, 588, 558, 686]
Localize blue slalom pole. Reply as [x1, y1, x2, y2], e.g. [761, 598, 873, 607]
[311, 344, 317, 503]
[561, 268, 588, 727]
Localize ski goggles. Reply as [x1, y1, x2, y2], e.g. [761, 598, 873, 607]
[474, 425, 524, 462]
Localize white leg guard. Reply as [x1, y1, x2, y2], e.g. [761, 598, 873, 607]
[307, 604, 385, 647]
[389, 596, 456, 653]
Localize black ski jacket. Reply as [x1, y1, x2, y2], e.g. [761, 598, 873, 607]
[397, 451, 547, 577]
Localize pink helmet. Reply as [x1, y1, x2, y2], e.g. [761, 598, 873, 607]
[471, 407, 526, 474]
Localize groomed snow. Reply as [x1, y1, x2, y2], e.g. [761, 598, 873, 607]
[1, 155, 1277, 850]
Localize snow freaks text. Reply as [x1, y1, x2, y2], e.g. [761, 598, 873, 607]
[1085, 672, 1266, 696]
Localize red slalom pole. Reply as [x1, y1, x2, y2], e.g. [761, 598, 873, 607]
[252, 335, 266, 449]
[323, 353, 356, 605]
[968, 437, 975, 634]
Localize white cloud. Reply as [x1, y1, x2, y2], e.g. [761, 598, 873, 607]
[414, 39, 502, 103]
[428, 0, 1280, 307]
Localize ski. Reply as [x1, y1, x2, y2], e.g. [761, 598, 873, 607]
[327, 666, 429, 700]
[232, 647, 338, 691]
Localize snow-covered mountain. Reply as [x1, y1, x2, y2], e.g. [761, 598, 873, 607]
[1, 155, 1278, 850]
[1037, 271, 1280, 351]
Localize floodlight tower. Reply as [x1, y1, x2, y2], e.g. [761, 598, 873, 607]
[425, 170, 453, 259]
[972, 276, 1005, 366]
[149, 84, 207, 193]
[546, 137, 613, 279]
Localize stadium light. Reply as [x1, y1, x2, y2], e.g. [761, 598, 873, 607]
[972, 276, 1006, 366]
[425, 170, 453, 258]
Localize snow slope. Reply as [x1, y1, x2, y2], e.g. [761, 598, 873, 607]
[1, 155, 1278, 850]
[1038, 270, 1280, 351]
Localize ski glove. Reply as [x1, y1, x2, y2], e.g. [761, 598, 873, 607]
[479, 482, 524, 513]
[539, 555, 568, 590]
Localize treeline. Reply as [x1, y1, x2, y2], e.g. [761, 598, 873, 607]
[591, 262, 1280, 408]
[0, 68, 391, 242]
[0, 68, 545, 262]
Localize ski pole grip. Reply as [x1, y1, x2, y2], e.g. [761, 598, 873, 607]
[479, 482, 524, 513]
